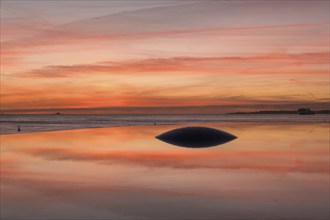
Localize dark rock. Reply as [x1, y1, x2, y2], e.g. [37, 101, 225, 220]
[156, 126, 237, 148]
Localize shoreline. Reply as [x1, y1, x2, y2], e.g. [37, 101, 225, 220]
[1, 120, 328, 136]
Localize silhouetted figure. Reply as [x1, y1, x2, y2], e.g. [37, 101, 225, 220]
[17, 126, 21, 132]
[154, 122, 157, 126]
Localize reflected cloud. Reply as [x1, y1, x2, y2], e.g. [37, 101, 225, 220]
[23, 147, 329, 174]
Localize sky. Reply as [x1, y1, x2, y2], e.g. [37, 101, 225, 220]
[1, 0, 329, 114]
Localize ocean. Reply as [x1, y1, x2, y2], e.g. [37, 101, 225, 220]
[1, 114, 329, 135]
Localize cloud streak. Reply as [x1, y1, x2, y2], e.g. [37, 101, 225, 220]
[20, 52, 329, 78]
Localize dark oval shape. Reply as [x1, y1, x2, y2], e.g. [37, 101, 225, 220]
[156, 126, 237, 148]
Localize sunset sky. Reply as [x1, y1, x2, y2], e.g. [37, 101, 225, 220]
[1, 0, 329, 114]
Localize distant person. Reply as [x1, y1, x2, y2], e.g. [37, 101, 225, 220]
[17, 126, 21, 132]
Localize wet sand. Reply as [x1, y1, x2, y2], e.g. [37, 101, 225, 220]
[1, 122, 329, 219]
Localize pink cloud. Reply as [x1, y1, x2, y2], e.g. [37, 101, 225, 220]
[18, 52, 329, 78]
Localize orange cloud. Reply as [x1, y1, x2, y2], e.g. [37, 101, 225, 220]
[19, 52, 329, 78]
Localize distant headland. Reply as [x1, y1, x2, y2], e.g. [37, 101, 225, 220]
[228, 110, 330, 114]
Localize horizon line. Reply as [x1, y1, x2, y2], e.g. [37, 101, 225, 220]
[1, 102, 329, 114]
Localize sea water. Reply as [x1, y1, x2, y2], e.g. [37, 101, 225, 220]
[0, 114, 329, 134]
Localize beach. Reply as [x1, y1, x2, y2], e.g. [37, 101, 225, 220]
[1, 121, 329, 219]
